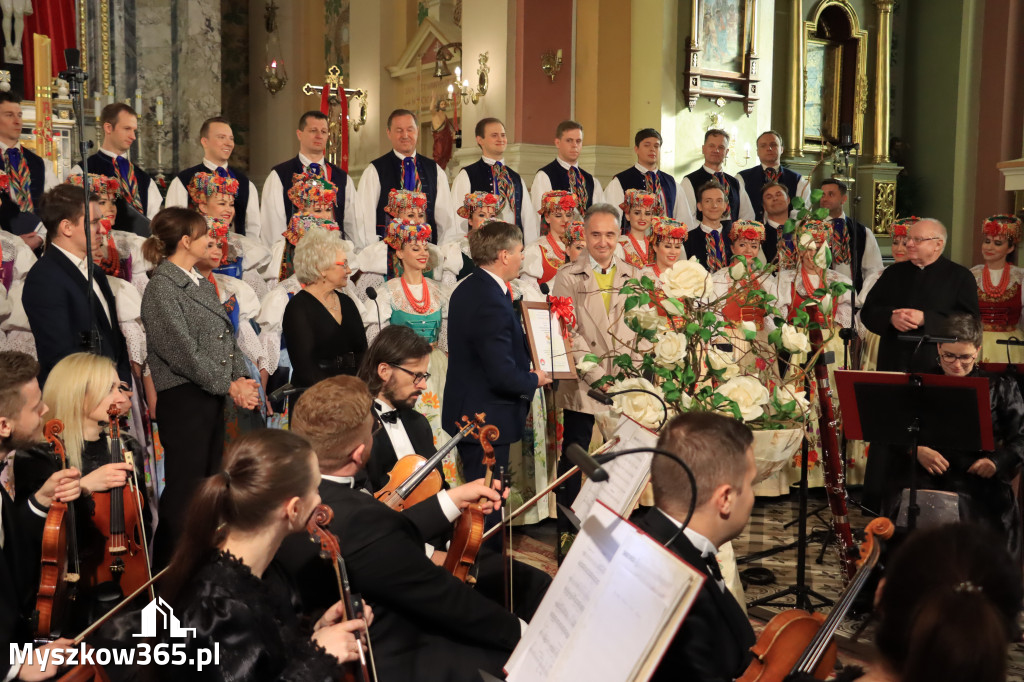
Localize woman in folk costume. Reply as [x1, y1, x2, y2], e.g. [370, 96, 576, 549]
[0, 168, 37, 354]
[277, 171, 339, 281]
[189, 171, 276, 300]
[520, 190, 580, 288]
[440, 191, 504, 287]
[766, 220, 854, 492]
[711, 220, 778, 371]
[971, 214, 1024, 364]
[640, 216, 689, 329]
[618, 188, 667, 269]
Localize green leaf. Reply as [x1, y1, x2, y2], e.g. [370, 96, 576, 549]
[701, 311, 717, 326]
[791, 196, 805, 210]
[614, 354, 633, 370]
[583, 353, 601, 364]
[743, 329, 756, 341]
[810, 188, 823, 203]
[783, 218, 796, 235]
[699, 327, 712, 342]
[664, 297, 688, 315]
[640, 275, 656, 290]
[813, 207, 829, 220]
[686, 322, 700, 336]
[624, 295, 639, 312]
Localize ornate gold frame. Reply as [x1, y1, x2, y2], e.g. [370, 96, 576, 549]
[683, 0, 760, 115]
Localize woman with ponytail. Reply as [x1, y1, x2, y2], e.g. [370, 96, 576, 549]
[159, 428, 369, 680]
[140, 207, 262, 568]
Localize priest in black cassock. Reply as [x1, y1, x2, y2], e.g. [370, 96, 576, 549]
[861, 218, 979, 373]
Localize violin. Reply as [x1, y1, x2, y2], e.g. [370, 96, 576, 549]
[34, 419, 82, 638]
[87, 405, 153, 598]
[737, 516, 896, 682]
[443, 423, 500, 583]
[306, 504, 377, 682]
[375, 413, 486, 510]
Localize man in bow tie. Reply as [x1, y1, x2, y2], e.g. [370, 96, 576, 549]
[677, 128, 755, 232]
[819, 177, 883, 293]
[165, 116, 261, 237]
[260, 110, 359, 248]
[71, 102, 162, 236]
[632, 411, 757, 682]
[0, 91, 59, 250]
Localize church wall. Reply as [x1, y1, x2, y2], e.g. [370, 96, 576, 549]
[513, 0, 573, 146]
[221, 0, 251, 172]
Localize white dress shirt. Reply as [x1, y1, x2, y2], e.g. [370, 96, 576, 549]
[657, 508, 726, 592]
[259, 152, 361, 249]
[450, 155, 539, 242]
[375, 398, 417, 461]
[355, 150, 455, 251]
[51, 243, 112, 324]
[677, 165, 755, 231]
[164, 158, 262, 237]
[528, 156, 605, 216]
[173, 261, 203, 286]
[70, 148, 163, 220]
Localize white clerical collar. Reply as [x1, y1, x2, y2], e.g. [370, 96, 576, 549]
[700, 223, 724, 235]
[589, 255, 615, 275]
[556, 157, 579, 171]
[635, 163, 658, 174]
[203, 158, 230, 172]
[481, 267, 507, 291]
[392, 150, 416, 162]
[322, 474, 356, 488]
[703, 165, 723, 175]
[298, 152, 325, 167]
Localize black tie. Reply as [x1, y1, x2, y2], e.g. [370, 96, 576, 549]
[703, 553, 723, 583]
[378, 409, 399, 424]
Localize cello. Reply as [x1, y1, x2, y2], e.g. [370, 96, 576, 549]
[87, 404, 153, 598]
[306, 504, 377, 682]
[737, 516, 895, 681]
[443, 423, 500, 582]
[34, 419, 82, 638]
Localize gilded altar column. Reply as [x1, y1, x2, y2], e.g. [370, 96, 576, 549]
[872, 0, 894, 162]
[785, 0, 804, 158]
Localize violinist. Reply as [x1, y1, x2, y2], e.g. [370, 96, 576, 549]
[276, 374, 522, 682]
[632, 411, 757, 682]
[158, 428, 368, 681]
[13, 352, 151, 623]
[0, 351, 82, 681]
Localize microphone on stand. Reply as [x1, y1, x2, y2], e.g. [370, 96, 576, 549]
[566, 443, 609, 482]
[365, 287, 382, 331]
[268, 383, 304, 403]
[586, 388, 669, 430]
[538, 283, 555, 387]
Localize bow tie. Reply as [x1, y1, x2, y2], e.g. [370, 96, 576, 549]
[702, 553, 723, 583]
[377, 409, 399, 424]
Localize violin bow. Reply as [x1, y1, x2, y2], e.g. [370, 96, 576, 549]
[72, 567, 169, 645]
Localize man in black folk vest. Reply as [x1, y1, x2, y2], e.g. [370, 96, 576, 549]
[819, 178, 883, 293]
[604, 128, 680, 233]
[165, 116, 261, 237]
[0, 92, 58, 251]
[530, 120, 604, 214]
[260, 110, 358, 249]
[737, 130, 811, 222]
[72, 102, 162, 236]
[451, 117, 538, 242]
[678, 128, 753, 231]
[355, 108, 455, 251]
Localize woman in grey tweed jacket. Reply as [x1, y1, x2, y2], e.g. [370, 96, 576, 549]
[140, 207, 261, 568]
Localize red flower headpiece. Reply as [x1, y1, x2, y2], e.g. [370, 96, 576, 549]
[619, 188, 663, 216]
[287, 172, 338, 210]
[188, 172, 240, 206]
[539, 190, 578, 216]
[981, 214, 1022, 245]
[383, 218, 432, 251]
[561, 220, 586, 246]
[650, 216, 689, 242]
[729, 220, 766, 242]
[457, 191, 506, 219]
[384, 188, 429, 218]
[888, 216, 920, 239]
[282, 214, 340, 247]
[66, 173, 120, 198]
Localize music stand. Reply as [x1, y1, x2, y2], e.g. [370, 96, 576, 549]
[834, 370, 993, 532]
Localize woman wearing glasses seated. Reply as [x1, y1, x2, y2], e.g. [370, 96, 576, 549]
[903, 312, 1024, 556]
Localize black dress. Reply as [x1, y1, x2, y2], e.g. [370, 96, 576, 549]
[282, 289, 367, 390]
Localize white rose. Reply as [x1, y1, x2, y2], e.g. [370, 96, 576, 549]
[729, 260, 747, 281]
[798, 232, 816, 250]
[706, 347, 741, 380]
[740, 320, 757, 333]
[662, 257, 712, 300]
[625, 303, 660, 331]
[780, 324, 811, 354]
[716, 376, 771, 422]
[611, 377, 666, 430]
[774, 384, 811, 416]
[576, 357, 600, 375]
[654, 331, 688, 367]
[813, 243, 830, 270]
[819, 293, 834, 316]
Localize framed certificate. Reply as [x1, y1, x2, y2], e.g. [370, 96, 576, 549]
[521, 301, 576, 380]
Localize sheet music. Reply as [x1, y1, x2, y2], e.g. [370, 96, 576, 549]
[505, 502, 702, 682]
[572, 415, 657, 521]
[525, 307, 572, 373]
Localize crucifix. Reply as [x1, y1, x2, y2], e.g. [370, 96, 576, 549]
[302, 65, 368, 171]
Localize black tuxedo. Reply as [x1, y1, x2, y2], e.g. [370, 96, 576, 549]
[23, 246, 131, 386]
[633, 508, 755, 682]
[365, 406, 436, 493]
[1, 480, 47, 655]
[274, 479, 520, 682]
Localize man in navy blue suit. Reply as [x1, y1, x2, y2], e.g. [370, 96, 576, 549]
[443, 222, 551, 481]
[22, 185, 132, 386]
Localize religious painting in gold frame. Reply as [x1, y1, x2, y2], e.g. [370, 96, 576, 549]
[683, 0, 760, 115]
[803, 38, 840, 146]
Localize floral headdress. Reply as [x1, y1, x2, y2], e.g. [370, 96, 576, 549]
[384, 189, 428, 218]
[538, 190, 578, 215]
[383, 218, 432, 251]
[457, 191, 505, 219]
[67, 173, 120, 197]
[283, 214, 340, 247]
[0, 170, 9, 191]
[205, 215, 234, 261]
[982, 214, 1022, 245]
[562, 220, 585, 246]
[888, 216, 920, 239]
[619, 189, 663, 216]
[796, 220, 831, 251]
[729, 220, 766, 243]
[650, 216, 688, 242]
[287, 171, 338, 210]
[187, 172, 239, 205]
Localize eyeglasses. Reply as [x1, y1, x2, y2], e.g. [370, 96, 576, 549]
[939, 351, 977, 364]
[906, 236, 940, 245]
[388, 363, 430, 384]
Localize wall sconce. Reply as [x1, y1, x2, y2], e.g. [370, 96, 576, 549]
[541, 49, 562, 82]
[261, 1, 288, 95]
[447, 53, 489, 106]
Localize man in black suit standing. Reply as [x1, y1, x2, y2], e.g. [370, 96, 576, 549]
[0, 351, 82, 680]
[357, 324, 437, 491]
[443, 222, 551, 482]
[277, 374, 522, 682]
[23, 185, 131, 386]
[632, 411, 757, 682]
